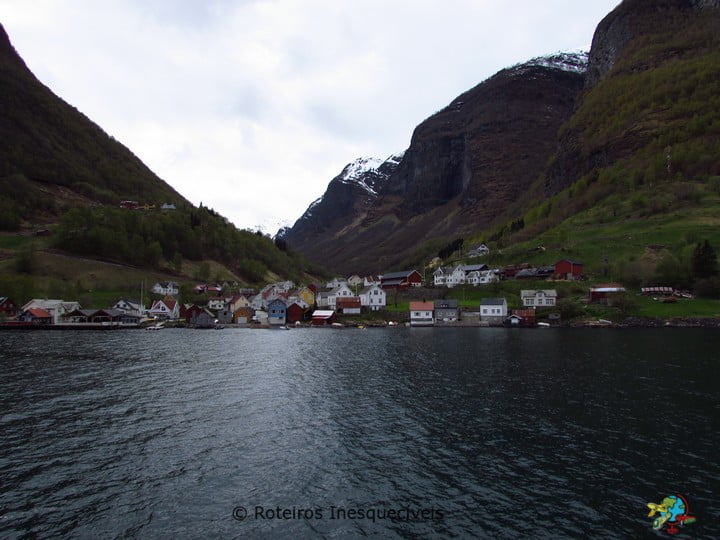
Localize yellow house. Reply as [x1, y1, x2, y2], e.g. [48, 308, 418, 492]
[295, 286, 315, 307]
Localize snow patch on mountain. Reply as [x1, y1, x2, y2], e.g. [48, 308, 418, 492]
[512, 50, 589, 74]
[338, 152, 404, 195]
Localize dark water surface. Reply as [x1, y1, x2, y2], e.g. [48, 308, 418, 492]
[1, 328, 718, 538]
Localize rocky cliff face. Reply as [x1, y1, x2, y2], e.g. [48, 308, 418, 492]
[546, 0, 720, 195]
[587, 0, 720, 87]
[283, 53, 586, 274]
[280, 154, 402, 249]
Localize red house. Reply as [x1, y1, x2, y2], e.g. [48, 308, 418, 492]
[286, 302, 307, 323]
[555, 260, 584, 280]
[311, 310, 336, 326]
[380, 270, 423, 289]
[0, 297, 18, 318]
[180, 304, 205, 323]
[336, 297, 361, 314]
[589, 284, 626, 304]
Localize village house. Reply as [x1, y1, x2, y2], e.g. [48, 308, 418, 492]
[359, 283, 386, 311]
[434, 299, 459, 322]
[555, 260, 584, 280]
[409, 301, 434, 326]
[381, 270, 423, 289]
[151, 281, 179, 295]
[326, 277, 347, 289]
[589, 284, 626, 304]
[521, 290, 558, 308]
[267, 298, 287, 325]
[293, 286, 316, 308]
[227, 294, 251, 313]
[148, 296, 180, 320]
[17, 307, 52, 325]
[336, 297, 361, 315]
[0, 297, 19, 318]
[467, 243, 490, 258]
[507, 309, 536, 327]
[207, 298, 226, 311]
[316, 291, 331, 308]
[311, 310, 336, 326]
[480, 298, 507, 325]
[363, 275, 381, 287]
[233, 306, 255, 324]
[346, 275, 363, 291]
[328, 283, 354, 308]
[191, 308, 215, 328]
[216, 308, 234, 324]
[22, 299, 81, 324]
[286, 302, 308, 323]
[112, 299, 144, 317]
[467, 269, 499, 285]
[181, 304, 205, 323]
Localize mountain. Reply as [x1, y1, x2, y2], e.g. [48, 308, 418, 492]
[0, 22, 187, 223]
[283, 52, 587, 274]
[0, 23, 319, 288]
[283, 0, 720, 277]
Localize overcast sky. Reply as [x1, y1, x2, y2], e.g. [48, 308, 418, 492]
[2, 0, 620, 232]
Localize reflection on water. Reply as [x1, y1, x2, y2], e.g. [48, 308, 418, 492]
[0, 328, 718, 538]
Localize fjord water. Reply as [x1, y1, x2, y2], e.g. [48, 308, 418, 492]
[1, 328, 718, 539]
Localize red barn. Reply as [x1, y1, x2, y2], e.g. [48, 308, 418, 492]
[380, 270, 423, 289]
[311, 310, 336, 326]
[286, 302, 307, 323]
[555, 260, 584, 280]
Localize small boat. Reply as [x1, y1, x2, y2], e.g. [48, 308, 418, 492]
[145, 322, 164, 331]
[537, 322, 550, 328]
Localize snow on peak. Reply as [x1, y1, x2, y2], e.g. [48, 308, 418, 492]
[512, 50, 589, 74]
[338, 153, 402, 195]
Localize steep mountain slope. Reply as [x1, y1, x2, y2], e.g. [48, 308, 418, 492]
[545, 0, 720, 195]
[0, 22, 187, 222]
[285, 0, 720, 277]
[284, 53, 587, 274]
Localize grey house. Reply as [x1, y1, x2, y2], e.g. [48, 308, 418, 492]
[434, 299, 459, 322]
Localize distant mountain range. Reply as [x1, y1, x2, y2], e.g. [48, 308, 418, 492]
[281, 0, 720, 275]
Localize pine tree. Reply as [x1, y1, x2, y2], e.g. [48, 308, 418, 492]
[691, 240, 719, 279]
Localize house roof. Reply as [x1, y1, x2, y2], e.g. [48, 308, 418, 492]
[556, 259, 583, 265]
[359, 285, 383, 294]
[409, 301, 434, 310]
[434, 299, 458, 309]
[336, 297, 361, 308]
[27, 308, 51, 318]
[312, 310, 335, 318]
[461, 264, 489, 272]
[515, 268, 538, 278]
[382, 270, 418, 280]
[521, 289, 558, 297]
[481, 298, 506, 306]
[381, 278, 405, 287]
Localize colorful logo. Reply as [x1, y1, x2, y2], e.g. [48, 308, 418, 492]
[646, 494, 696, 535]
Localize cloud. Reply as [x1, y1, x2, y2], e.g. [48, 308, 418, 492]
[1, 0, 620, 232]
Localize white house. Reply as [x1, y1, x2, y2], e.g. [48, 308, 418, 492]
[326, 277, 347, 289]
[480, 298, 507, 324]
[207, 298, 226, 311]
[112, 299, 145, 317]
[21, 299, 81, 324]
[148, 297, 180, 320]
[437, 264, 490, 287]
[316, 291, 331, 308]
[409, 301, 434, 326]
[433, 266, 451, 286]
[347, 275, 363, 289]
[467, 243, 490, 258]
[521, 290, 558, 307]
[328, 283, 354, 308]
[359, 284, 386, 311]
[151, 281, 179, 295]
[467, 269, 499, 286]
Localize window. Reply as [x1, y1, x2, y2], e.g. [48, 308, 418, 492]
[537, 299, 543, 305]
